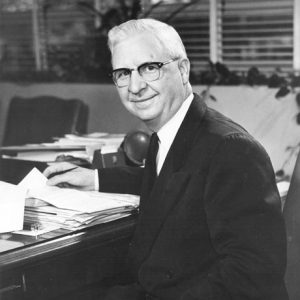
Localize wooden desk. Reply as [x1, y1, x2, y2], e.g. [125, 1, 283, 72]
[0, 216, 136, 300]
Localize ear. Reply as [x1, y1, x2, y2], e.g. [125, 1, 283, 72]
[178, 58, 190, 85]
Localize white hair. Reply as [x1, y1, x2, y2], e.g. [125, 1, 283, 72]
[108, 18, 187, 60]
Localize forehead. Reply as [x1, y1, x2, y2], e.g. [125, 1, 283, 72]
[112, 33, 167, 68]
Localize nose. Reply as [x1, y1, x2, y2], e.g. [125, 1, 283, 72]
[128, 70, 147, 94]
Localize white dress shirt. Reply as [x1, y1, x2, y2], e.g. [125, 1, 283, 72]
[156, 93, 194, 175]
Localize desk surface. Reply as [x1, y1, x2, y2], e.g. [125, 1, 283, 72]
[0, 216, 136, 271]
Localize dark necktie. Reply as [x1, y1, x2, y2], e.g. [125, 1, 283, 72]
[146, 132, 159, 191]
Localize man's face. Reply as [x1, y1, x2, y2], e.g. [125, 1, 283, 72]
[112, 33, 187, 131]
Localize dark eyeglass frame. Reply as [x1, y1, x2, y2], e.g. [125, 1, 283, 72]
[110, 59, 177, 88]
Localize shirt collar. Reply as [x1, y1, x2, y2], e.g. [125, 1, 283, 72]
[157, 93, 194, 152]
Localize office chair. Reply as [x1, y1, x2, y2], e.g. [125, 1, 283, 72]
[2, 95, 89, 146]
[283, 150, 300, 300]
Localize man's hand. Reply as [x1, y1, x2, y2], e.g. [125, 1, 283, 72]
[43, 162, 95, 191]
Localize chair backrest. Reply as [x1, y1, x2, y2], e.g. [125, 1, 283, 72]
[2, 96, 89, 146]
[283, 150, 300, 300]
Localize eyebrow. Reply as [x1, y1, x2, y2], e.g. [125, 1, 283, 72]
[112, 61, 159, 72]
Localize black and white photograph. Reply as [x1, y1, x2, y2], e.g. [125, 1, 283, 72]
[0, 0, 299, 299]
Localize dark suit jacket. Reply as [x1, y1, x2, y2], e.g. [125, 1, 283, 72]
[99, 94, 288, 300]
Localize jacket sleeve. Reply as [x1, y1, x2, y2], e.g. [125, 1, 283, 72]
[181, 133, 287, 300]
[98, 166, 144, 195]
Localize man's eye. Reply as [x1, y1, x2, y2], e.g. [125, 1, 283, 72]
[143, 63, 159, 72]
[116, 69, 130, 79]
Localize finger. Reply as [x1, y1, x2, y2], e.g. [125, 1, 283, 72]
[43, 166, 56, 177]
[43, 162, 75, 177]
[57, 182, 72, 188]
[43, 163, 63, 177]
[46, 171, 76, 186]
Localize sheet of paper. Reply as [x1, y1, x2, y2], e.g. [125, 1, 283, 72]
[18, 167, 47, 190]
[0, 181, 26, 233]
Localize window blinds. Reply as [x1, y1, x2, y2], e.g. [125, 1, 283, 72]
[0, 0, 98, 81]
[145, 0, 210, 80]
[0, 0, 296, 82]
[219, 0, 294, 74]
[0, 8, 35, 74]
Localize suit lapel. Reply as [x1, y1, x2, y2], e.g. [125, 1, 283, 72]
[131, 94, 207, 267]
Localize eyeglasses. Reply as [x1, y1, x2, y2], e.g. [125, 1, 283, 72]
[111, 59, 177, 88]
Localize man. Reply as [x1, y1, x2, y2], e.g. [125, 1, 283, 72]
[44, 19, 288, 300]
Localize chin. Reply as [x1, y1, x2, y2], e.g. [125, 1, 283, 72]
[129, 105, 155, 118]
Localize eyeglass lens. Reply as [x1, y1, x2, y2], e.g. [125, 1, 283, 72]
[113, 62, 165, 87]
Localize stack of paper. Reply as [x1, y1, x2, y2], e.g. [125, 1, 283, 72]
[24, 191, 139, 230]
[1, 144, 88, 162]
[51, 132, 125, 147]
[50, 133, 124, 153]
[19, 168, 139, 231]
[1, 132, 125, 163]
[51, 133, 126, 161]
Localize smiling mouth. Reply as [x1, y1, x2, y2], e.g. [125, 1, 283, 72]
[130, 95, 156, 102]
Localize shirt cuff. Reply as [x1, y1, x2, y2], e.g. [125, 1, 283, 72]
[94, 169, 99, 191]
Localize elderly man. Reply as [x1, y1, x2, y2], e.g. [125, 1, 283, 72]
[44, 19, 288, 300]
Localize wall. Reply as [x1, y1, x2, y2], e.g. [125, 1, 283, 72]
[0, 83, 299, 177]
[0, 83, 146, 141]
[203, 85, 300, 177]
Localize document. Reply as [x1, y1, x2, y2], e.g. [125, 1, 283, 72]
[19, 168, 140, 213]
[0, 181, 26, 233]
[29, 186, 139, 213]
[18, 168, 139, 231]
[2, 150, 88, 163]
[0, 144, 88, 162]
[19, 167, 47, 189]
